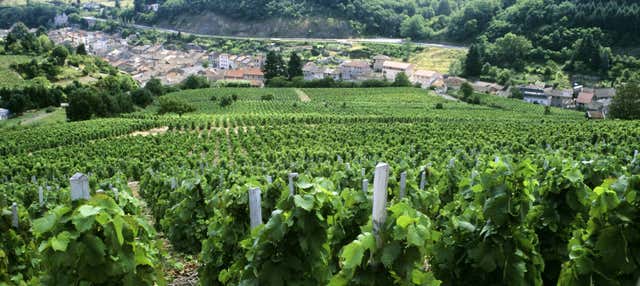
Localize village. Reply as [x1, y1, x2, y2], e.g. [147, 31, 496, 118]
[44, 26, 614, 117]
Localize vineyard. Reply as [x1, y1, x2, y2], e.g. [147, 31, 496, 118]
[1, 87, 640, 285]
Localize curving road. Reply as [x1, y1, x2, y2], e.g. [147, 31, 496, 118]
[82, 17, 467, 50]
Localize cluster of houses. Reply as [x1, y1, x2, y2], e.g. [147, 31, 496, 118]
[303, 55, 445, 89]
[47, 28, 266, 87]
[519, 83, 615, 117]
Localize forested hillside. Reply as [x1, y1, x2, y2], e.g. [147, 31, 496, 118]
[149, 0, 640, 44]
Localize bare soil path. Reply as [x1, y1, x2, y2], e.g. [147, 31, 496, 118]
[295, 88, 311, 102]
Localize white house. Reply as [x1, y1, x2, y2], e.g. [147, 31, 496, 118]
[412, 70, 442, 88]
[324, 68, 341, 81]
[382, 61, 414, 82]
[340, 60, 371, 81]
[303, 62, 325, 81]
[207, 52, 219, 68]
[520, 85, 550, 106]
[0, 108, 9, 120]
[218, 54, 231, 70]
[373, 54, 391, 72]
[546, 88, 574, 108]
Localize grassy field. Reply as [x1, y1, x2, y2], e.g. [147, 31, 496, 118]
[0, 107, 66, 130]
[153, 87, 583, 121]
[410, 46, 466, 74]
[0, 55, 31, 88]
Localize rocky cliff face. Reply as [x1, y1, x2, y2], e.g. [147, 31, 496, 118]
[156, 12, 357, 38]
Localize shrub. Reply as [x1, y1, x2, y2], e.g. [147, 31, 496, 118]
[157, 96, 196, 115]
[435, 103, 444, 109]
[261, 94, 274, 101]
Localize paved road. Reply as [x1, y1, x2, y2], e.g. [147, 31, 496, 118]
[83, 17, 467, 50]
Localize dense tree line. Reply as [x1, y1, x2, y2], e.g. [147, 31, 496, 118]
[145, 0, 640, 45]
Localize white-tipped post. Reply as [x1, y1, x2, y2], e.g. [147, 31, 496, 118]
[362, 179, 368, 193]
[11, 203, 19, 229]
[248, 187, 262, 229]
[361, 168, 366, 177]
[372, 163, 389, 248]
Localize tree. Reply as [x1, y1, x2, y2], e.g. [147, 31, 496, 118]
[437, 0, 451, 16]
[76, 43, 87, 55]
[609, 82, 640, 120]
[287, 52, 303, 80]
[66, 88, 95, 121]
[493, 33, 532, 71]
[51, 46, 69, 66]
[134, 0, 145, 13]
[145, 78, 164, 96]
[131, 88, 154, 107]
[7, 94, 28, 115]
[464, 44, 482, 77]
[393, 72, 412, 87]
[263, 51, 286, 80]
[115, 0, 121, 8]
[181, 75, 210, 90]
[460, 82, 474, 99]
[400, 15, 429, 40]
[157, 97, 196, 116]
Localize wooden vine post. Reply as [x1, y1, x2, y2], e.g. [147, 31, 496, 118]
[399, 171, 407, 199]
[362, 179, 368, 193]
[288, 172, 299, 195]
[372, 163, 389, 248]
[248, 187, 262, 229]
[419, 170, 426, 191]
[38, 186, 44, 207]
[70, 173, 90, 201]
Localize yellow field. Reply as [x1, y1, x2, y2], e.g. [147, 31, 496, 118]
[410, 46, 467, 74]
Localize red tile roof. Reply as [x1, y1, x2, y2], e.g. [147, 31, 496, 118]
[577, 92, 594, 104]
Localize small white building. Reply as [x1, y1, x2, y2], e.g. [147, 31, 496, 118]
[412, 70, 442, 89]
[302, 62, 324, 81]
[520, 85, 550, 106]
[382, 61, 414, 82]
[218, 54, 231, 70]
[0, 108, 9, 120]
[208, 52, 219, 68]
[340, 60, 371, 81]
[373, 54, 391, 72]
[324, 68, 341, 81]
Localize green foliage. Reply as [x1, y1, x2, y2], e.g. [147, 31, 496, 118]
[145, 78, 165, 96]
[331, 202, 441, 285]
[287, 52, 303, 80]
[75, 44, 87, 56]
[264, 51, 286, 80]
[609, 82, 640, 120]
[558, 175, 640, 285]
[400, 15, 431, 40]
[460, 82, 473, 98]
[393, 72, 412, 87]
[464, 43, 482, 77]
[32, 195, 164, 285]
[132, 88, 154, 107]
[181, 75, 210, 90]
[157, 96, 196, 116]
